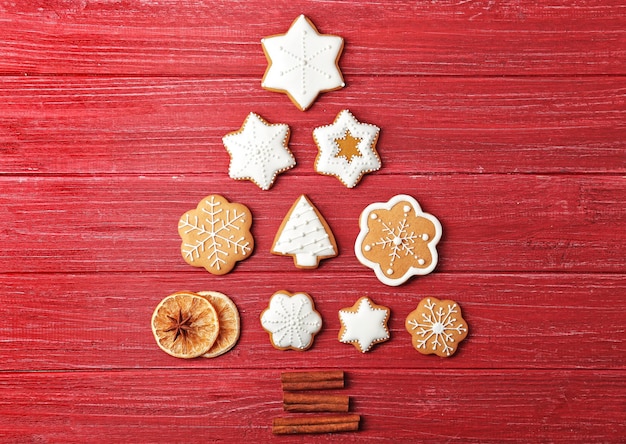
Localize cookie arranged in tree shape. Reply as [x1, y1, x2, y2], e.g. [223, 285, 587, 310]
[355, 194, 442, 286]
[405, 297, 468, 357]
[338, 297, 390, 353]
[260, 291, 323, 351]
[313, 109, 381, 188]
[271, 195, 338, 269]
[261, 15, 345, 111]
[178, 195, 254, 275]
[222, 112, 295, 190]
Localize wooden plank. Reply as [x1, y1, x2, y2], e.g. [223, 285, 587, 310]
[0, 272, 623, 371]
[0, 1, 624, 76]
[1, 174, 623, 273]
[0, 76, 624, 175]
[0, 369, 623, 442]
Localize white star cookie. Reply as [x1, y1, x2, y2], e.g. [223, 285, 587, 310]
[313, 109, 381, 188]
[261, 15, 345, 111]
[222, 112, 295, 190]
[260, 291, 322, 351]
[338, 297, 390, 353]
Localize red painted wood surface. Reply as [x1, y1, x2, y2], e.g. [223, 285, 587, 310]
[0, 1, 624, 442]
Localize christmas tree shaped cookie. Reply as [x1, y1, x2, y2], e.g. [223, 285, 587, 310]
[271, 195, 338, 269]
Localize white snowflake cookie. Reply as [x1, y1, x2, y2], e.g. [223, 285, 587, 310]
[222, 112, 296, 190]
[405, 297, 468, 357]
[261, 15, 345, 111]
[338, 297, 390, 353]
[271, 195, 338, 269]
[313, 109, 381, 188]
[178, 195, 254, 275]
[260, 291, 323, 351]
[355, 194, 442, 286]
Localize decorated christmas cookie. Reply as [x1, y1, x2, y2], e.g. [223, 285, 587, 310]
[405, 297, 468, 357]
[355, 194, 442, 286]
[261, 15, 345, 111]
[222, 112, 295, 190]
[260, 291, 323, 351]
[178, 195, 254, 275]
[338, 297, 390, 353]
[271, 195, 338, 269]
[313, 110, 381, 188]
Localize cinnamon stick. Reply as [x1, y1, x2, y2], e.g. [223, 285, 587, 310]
[281, 370, 344, 391]
[283, 393, 349, 413]
[272, 414, 360, 435]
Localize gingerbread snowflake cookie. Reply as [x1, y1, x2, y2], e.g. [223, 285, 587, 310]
[338, 297, 390, 353]
[405, 297, 468, 357]
[260, 291, 322, 351]
[355, 195, 442, 286]
[178, 195, 254, 275]
[271, 195, 337, 269]
[261, 15, 345, 111]
[313, 110, 381, 188]
[222, 112, 295, 190]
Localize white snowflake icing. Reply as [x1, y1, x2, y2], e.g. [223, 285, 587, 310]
[178, 196, 252, 272]
[373, 217, 423, 273]
[260, 291, 322, 350]
[261, 15, 344, 110]
[406, 299, 467, 357]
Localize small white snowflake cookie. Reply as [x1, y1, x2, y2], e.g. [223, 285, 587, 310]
[338, 297, 390, 353]
[271, 195, 338, 269]
[354, 194, 442, 286]
[261, 15, 345, 111]
[313, 109, 381, 188]
[260, 291, 323, 351]
[178, 195, 254, 275]
[405, 297, 468, 357]
[222, 112, 296, 190]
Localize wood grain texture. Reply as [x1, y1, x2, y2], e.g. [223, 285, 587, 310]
[0, 0, 624, 441]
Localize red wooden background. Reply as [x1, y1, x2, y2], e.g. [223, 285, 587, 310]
[1, 1, 625, 442]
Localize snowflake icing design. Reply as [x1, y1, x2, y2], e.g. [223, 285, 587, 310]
[406, 298, 468, 357]
[355, 195, 442, 286]
[260, 291, 322, 350]
[178, 195, 253, 275]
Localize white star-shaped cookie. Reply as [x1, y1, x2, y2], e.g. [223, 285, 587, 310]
[313, 109, 381, 188]
[222, 112, 296, 190]
[261, 15, 345, 111]
[338, 297, 390, 353]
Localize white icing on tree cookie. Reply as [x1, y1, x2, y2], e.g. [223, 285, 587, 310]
[260, 291, 322, 350]
[261, 15, 345, 111]
[271, 195, 337, 269]
[338, 297, 390, 353]
[313, 109, 381, 188]
[222, 112, 295, 190]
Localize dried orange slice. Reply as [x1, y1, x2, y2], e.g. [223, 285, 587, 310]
[197, 291, 241, 358]
[151, 292, 220, 359]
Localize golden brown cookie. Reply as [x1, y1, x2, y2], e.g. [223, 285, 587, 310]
[151, 292, 220, 359]
[338, 297, 390, 353]
[271, 195, 338, 269]
[178, 195, 254, 275]
[405, 297, 468, 357]
[355, 194, 442, 286]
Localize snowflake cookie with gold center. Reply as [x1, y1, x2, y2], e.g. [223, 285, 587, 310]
[355, 194, 442, 286]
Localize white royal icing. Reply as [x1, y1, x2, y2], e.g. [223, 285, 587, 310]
[260, 291, 322, 350]
[338, 297, 390, 353]
[354, 194, 442, 286]
[261, 15, 345, 110]
[313, 109, 381, 188]
[222, 112, 295, 190]
[272, 195, 336, 268]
